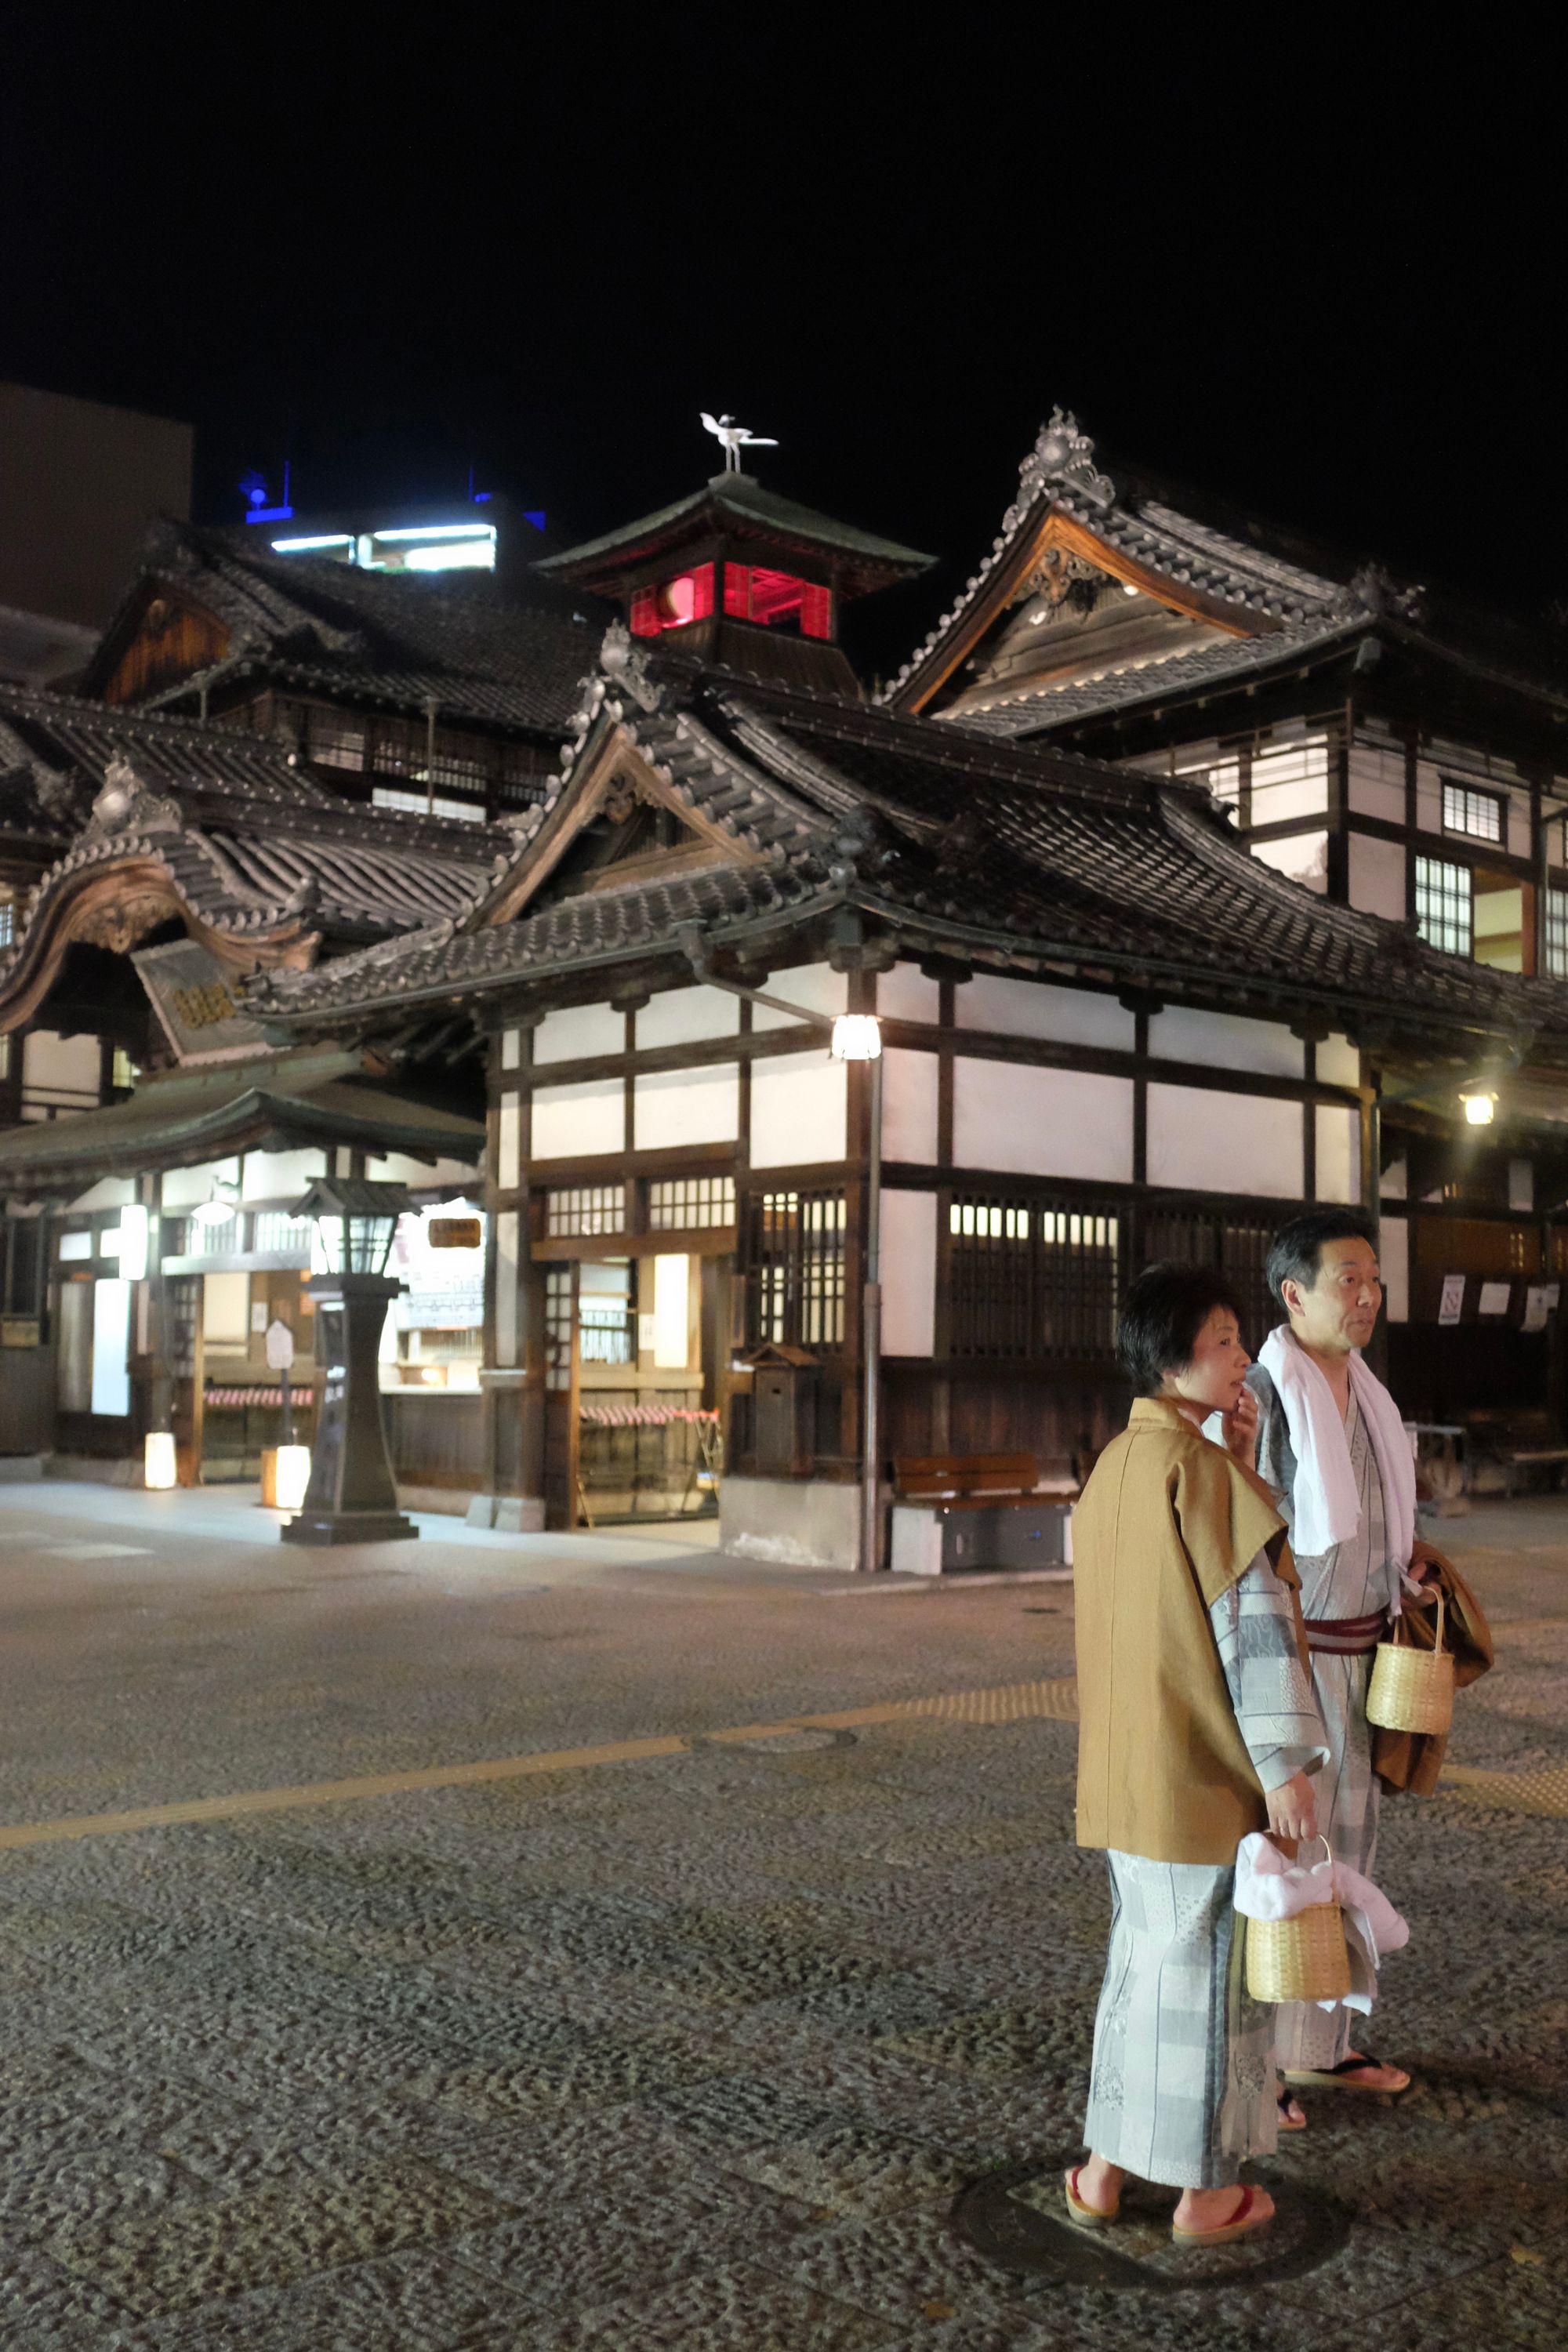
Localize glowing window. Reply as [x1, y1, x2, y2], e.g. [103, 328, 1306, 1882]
[630, 562, 716, 637]
[1441, 780, 1504, 844]
[723, 564, 832, 638]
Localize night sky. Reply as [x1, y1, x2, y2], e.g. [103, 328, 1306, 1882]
[3, 24, 1559, 673]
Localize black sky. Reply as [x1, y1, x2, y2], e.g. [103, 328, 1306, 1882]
[3, 18, 1562, 670]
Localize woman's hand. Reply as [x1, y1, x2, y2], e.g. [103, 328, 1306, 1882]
[1221, 1383, 1259, 1467]
[1265, 1771, 1319, 1846]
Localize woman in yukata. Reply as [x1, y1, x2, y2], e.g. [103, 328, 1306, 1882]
[1067, 1264, 1329, 2246]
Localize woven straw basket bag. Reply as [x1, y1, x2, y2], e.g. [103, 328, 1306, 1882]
[1245, 1836, 1352, 2004]
[1367, 1589, 1454, 1737]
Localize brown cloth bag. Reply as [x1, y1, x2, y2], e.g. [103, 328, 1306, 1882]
[1372, 1548, 1494, 1795]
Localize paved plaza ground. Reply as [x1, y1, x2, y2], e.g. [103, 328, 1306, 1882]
[0, 1479, 1563, 2349]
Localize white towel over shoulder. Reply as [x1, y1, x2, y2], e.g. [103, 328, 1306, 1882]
[1258, 1326, 1415, 1571]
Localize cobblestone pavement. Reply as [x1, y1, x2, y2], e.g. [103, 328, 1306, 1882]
[0, 1481, 1564, 2349]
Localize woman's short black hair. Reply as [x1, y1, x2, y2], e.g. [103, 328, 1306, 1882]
[1265, 1208, 1378, 1312]
[1117, 1261, 1247, 1396]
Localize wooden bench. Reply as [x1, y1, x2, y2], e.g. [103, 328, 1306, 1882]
[890, 1453, 1073, 1575]
[1464, 1408, 1568, 1500]
[893, 1453, 1041, 1509]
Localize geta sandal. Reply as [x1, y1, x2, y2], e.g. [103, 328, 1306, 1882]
[1062, 2165, 1120, 2227]
[1172, 2183, 1272, 2246]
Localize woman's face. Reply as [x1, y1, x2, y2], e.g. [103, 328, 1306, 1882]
[1160, 1307, 1250, 1417]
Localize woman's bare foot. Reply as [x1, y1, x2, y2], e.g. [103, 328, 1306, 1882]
[1277, 2089, 1307, 2130]
[1074, 2154, 1126, 2216]
[1172, 2182, 1276, 2235]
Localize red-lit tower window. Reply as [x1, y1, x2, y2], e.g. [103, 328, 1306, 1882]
[630, 561, 716, 637]
[723, 565, 833, 639]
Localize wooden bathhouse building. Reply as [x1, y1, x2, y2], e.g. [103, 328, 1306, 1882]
[6, 420, 1568, 1555]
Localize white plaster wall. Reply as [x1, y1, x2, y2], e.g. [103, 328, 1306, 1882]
[1413, 761, 1444, 833]
[1147, 1084, 1303, 1198]
[635, 985, 741, 1051]
[881, 1189, 937, 1357]
[1315, 1105, 1360, 1205]
[1348, 833, 1407, 922]
[1252, 833, 1328, 893]
[953, 1060, 1134, 1182]
[494, 1210, 519, 1364]
[65, 1176, 136, 1212]
[1149, 1007, 1302, 1079]
[954, 974, 1134, 1051]
[366, 1153, 478, 1188]
[633, 1062, 740, 1150]
[162, 1157, 241, 1208]
[500, 1028, 521, 1071]
[241, 1148, 325, 1202]
[1348, 744, 1406, 823]
[497, 1102, 522, 1190]
[1319, 1033, 1361, 1088]
[201, 1270, 250, 1345]
[876, 961, 941, 1024]
[22, 1029, 100, 1098]
[753, 964, 848, 1033]
[531, 1076, 624, 1160]
[1381, 1213, 1409, 1323]
[532, 1002, 626, 1064]
[1508, 793, 1532, 861]
[882, 1048, 938, 1163]
[750, 1054, 847, 1167]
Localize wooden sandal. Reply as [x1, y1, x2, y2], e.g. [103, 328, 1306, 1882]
[1063, 2165, 1120, 2227]
[1172, 2183, 1272, 2246]
[1282, 2051, 1410, 2095]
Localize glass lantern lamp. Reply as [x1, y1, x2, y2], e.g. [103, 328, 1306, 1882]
[281, 1178, 418, 1547]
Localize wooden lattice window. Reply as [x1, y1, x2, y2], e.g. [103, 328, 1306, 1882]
[1142, 1210, 1277, 1354]
[545, 1186, 626, 1238]
[946, 1196, 1123, 1361]
[649, 1176, 735, 1231]
[544, 1267, 575, 1391]
[742, 1189, 846, 1350]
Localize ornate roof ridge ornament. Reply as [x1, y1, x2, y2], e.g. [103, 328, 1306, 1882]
[1344, 560, 1426, 622]
[598, 622, 663, 712]
[1007, 406, 1117, 528]
[87, 757, 183, 839]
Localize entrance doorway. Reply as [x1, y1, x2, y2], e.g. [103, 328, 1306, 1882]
[542, 1250, 724, 1527]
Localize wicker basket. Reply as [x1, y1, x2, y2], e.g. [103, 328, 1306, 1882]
[1367, 1589, 1454, 1737]
[1245, 1836, 1352, 2003]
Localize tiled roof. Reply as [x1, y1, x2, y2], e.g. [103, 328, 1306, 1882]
[88, 522, 601, 736]
[946, 614, 1365, 735]
[882, 408, 1352, 709]
[0, 1046, 483, 1190]
[0, 688, 508, 1019]
[256, 643, 1527, 1048]
[536, 474, 934, 598]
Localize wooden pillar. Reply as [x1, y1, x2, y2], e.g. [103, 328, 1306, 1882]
[474, 1016, 547, 1531]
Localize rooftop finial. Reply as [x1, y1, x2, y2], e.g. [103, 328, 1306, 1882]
[700, 412, 779, 474]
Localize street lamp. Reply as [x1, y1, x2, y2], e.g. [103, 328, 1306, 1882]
[1461, 1085, 1497, 1127]
[281, 1178, 418, 1547]
[831, 1012, 884, 1571]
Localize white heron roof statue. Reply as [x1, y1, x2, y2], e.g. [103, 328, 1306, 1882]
[701, 412, 779, 474]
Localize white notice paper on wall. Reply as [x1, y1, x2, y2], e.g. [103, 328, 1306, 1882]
[1478, 1281, 1512, 1317]
[1523, 1287, 1549, 1334]
[1438, 1275, 1465, 1327]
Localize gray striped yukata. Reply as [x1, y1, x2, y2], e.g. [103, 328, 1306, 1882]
[1251, 1372, 1394, 2073]
[1083, 1547, 1327, 2187]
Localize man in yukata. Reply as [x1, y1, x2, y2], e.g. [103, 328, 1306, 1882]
[1235, 1208, 1435, 2129]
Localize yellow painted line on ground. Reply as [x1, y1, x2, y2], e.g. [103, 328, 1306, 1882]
[0, 1677, 1081, 1853]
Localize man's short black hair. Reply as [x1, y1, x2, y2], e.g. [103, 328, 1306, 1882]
[1265, 1208, 1379, 1313]
[1117, 1261, 1247, 1397]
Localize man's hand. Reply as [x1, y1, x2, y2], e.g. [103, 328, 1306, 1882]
[1221, 1383, 1259, 1467]
[1265, 1771, 1319, 1846]
[1406, 1537, 1440, 1585]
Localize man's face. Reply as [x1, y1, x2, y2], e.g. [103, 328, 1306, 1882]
[1283, 1235, 1383, 1354]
